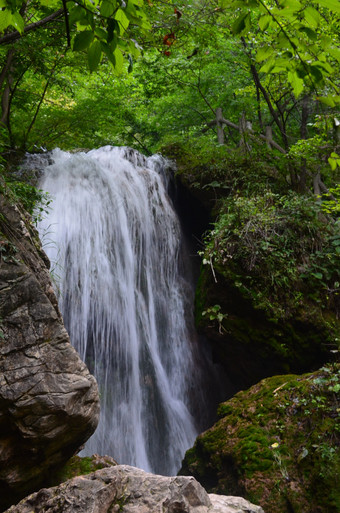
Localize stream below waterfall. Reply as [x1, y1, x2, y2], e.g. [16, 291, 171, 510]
[36, 146, 216, 476]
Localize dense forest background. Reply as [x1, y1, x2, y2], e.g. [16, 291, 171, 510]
[1, 1, 340, 512]
[1, 0, 339, 333]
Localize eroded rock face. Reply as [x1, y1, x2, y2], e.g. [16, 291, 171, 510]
[0, 195, 100, 510]
[4, 465, 265, 513]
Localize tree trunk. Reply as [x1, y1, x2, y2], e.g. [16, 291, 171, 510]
[216, 107, 225, 144]
[0, 50, 14, 129]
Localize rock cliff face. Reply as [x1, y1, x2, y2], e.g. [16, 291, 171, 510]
[0, 194, 100, 510]
[4, 465, 265, 513]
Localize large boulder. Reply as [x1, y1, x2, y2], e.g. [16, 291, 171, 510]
[180, 366, 340, 513]
[0, 195, 100, 510]
[4, 465, 264, 513]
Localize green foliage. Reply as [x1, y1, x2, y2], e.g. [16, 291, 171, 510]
[218, 0, 340, 103]
[203, 189, 339, 318]
[0, 0, 150, 73]
[201, 304, 228, 334]
[0, 172, 50, 223]
[321, 185, 340, 215]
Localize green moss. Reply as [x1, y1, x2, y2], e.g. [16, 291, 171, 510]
[180, 364, 340, 513]
[50, 455, 116, 486]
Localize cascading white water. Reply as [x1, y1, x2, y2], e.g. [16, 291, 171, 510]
[37, 146, 208, 476]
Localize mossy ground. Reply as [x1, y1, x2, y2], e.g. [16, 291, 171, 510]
[181, 365, 340, 513]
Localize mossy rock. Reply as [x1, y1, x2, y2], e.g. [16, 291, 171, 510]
[48, 454, 117, 487]
[180, 365, 340, 513]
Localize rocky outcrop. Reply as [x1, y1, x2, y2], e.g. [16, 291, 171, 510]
[0, 194, 100, 510]
[4, 465, 264, 513]
[180, 365, 340, 513]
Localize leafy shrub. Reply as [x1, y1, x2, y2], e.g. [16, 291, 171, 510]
[203, 190, 340, 319]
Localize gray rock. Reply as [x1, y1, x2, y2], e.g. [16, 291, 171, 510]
[0, 195, 100, 509]
[4, 465, 265, 513]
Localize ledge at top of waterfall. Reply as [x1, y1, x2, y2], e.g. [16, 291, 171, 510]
[36, 145, 210, 477]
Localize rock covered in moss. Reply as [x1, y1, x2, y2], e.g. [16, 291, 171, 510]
[4, 465, 264, 513]
[51, 454, 118, 485]
[180, 365, 340, 513]
[0, 195, 100, 510]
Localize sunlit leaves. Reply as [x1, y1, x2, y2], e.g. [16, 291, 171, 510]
[317, 0, 340, 13]
[115, 8, 130, 32]
[0, 10, 13, 33]
[303, 6, 321, 28]
[328, 152, 340, 170]
[219, 0, 340, 101]
[287, 71, 304, 97]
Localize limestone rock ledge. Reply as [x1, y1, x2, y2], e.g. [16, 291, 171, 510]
[4, 465, 264, 513]
[0, 195, 100, 510]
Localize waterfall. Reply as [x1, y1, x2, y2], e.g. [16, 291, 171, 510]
[37, 146, 209, 476]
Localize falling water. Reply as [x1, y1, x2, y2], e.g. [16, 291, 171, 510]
[37, 146, 209, 476]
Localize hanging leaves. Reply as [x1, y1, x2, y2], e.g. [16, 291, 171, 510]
[0, 0, 150, 74]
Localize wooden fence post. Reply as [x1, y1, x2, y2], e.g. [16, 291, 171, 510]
[216, 107, 225, 144]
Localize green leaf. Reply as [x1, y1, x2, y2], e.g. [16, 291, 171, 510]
[40, 0, 60, 6]
[313, 60, 334, 74]
[232, 12, 249, 35]
[309, 64, 324, 83]
[101, 0, 115, 18]
[100, 41, 115, 65]
[115, 8, 130, 32]
[107, 18, 118, 42]
[11, 11, 24, 33]
[317, 0, 340, 13]
[69, 5, 88, 26]
[288, 71, 304, 97]
[256, 46, 273, 62]
[329, 47, 340, 63]
[113, 47, 124, 74]
[88, 40, 102, 72]
[299, 26, 317, 41]
[0, 10, 12, 33]
[258, 14, 272, 31]
[304, 6, 321, 27]
[318, 96, 336, 107]
[259, 55, 275, 73]
[94, 27, 107, 40]
[328, 157, 337, 170]
[73, 30, 94, 51]
[280, 0, 303, 9]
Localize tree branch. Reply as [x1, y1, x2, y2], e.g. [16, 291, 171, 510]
[0, 8, 64, 46]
